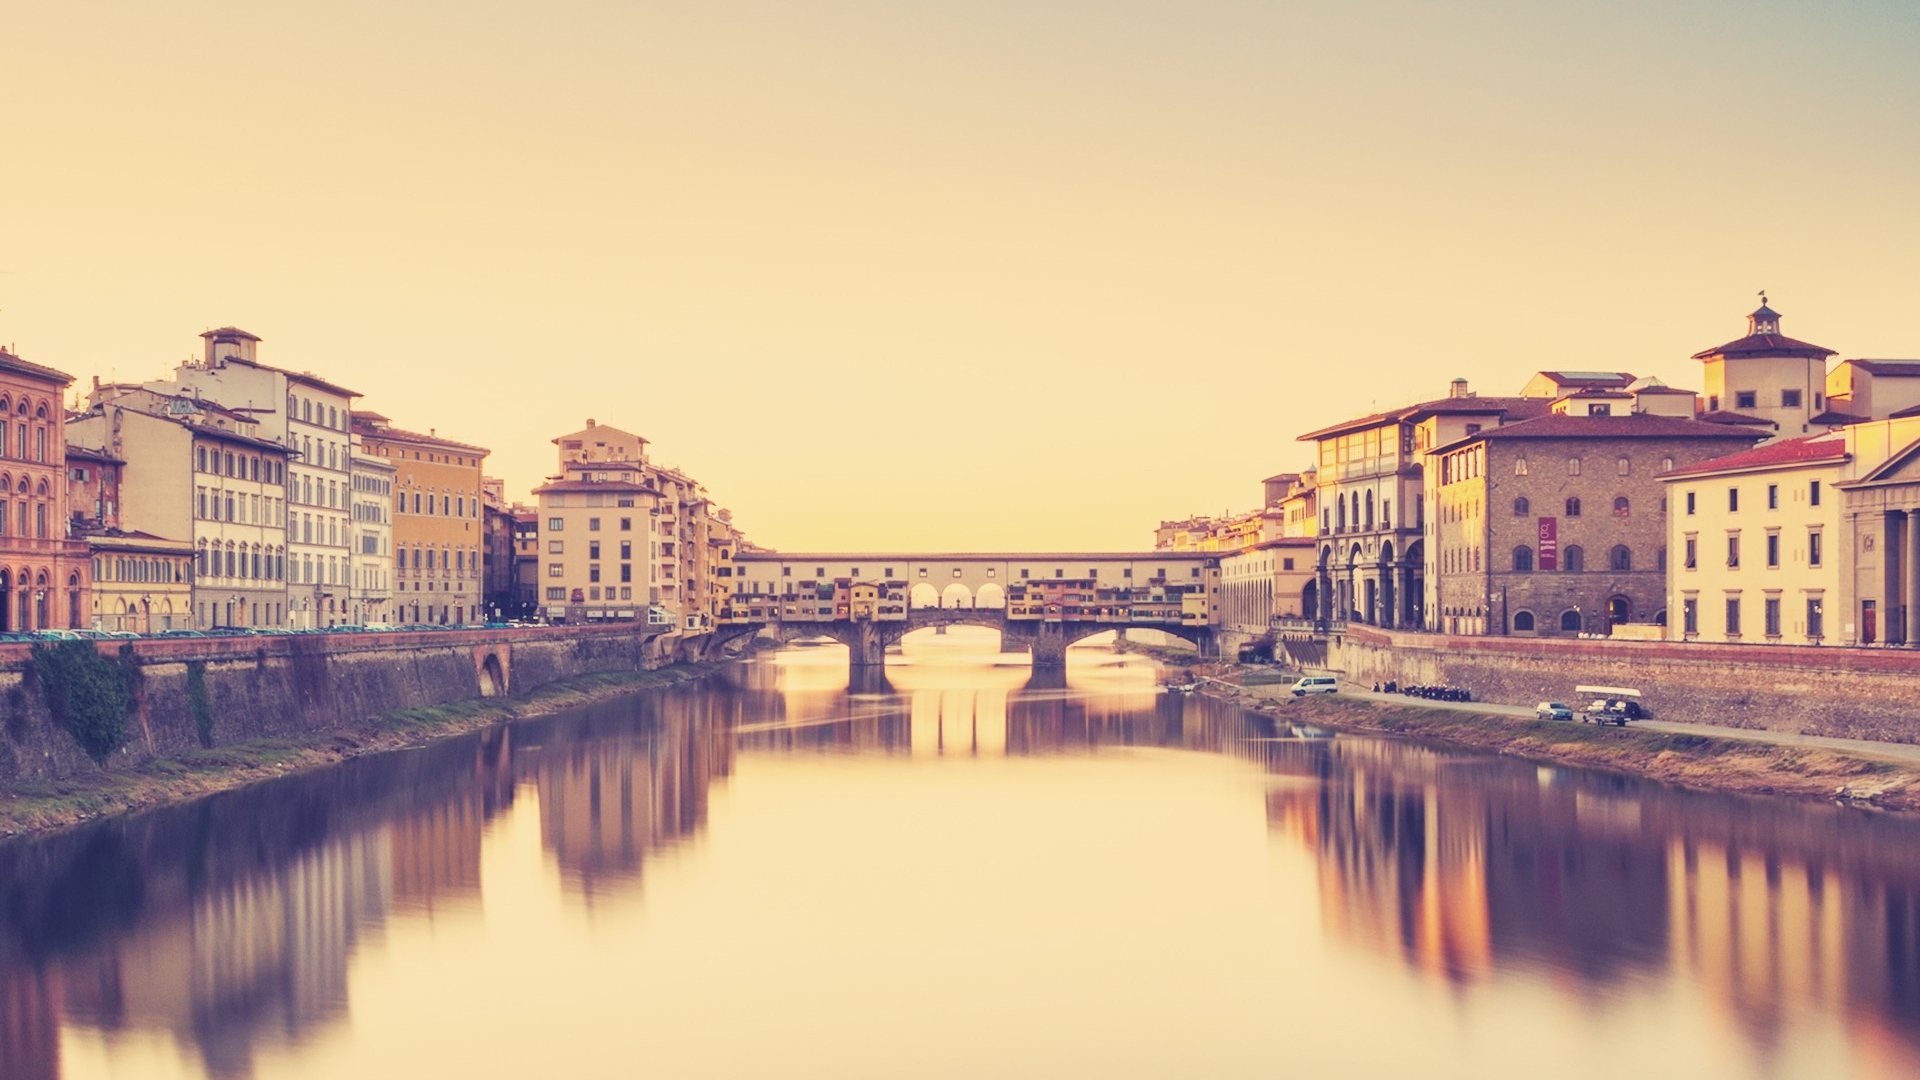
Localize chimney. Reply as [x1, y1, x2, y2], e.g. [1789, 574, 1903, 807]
[586, 418, 596, 428]
[1450, 377, 1471, 399]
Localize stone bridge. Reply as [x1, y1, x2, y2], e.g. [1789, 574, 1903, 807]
[770, 606, 1216, 667]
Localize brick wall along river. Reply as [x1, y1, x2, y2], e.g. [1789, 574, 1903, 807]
[1297, 626, 1920, 744]
[0, 625, 699, 784]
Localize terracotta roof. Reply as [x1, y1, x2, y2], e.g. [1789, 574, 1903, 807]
[1695, 410, 1775, 426]
[1661, 436, 1849, 479]
[64, 445, 124, 465]
[1841, 359, 1920, 376]
[1808, 409, 1870, 426]
[1692, 333, 1836, 360]
[1890, 403, 1920, 420]
[531, 479, 655, 495]
[1298, 395, 1547, 442]
[1534, 371, 1635, 389]
[201, 326, 262, 343]
[0, 349, 77, 387]
[1433, 412, 1768, 454]
[353, 416, 489, 455]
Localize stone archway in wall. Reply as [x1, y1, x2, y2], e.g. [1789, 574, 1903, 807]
[940, 583, 974, 609]
[976, 582, 1006, 609]
[910, 582, 940, 609]
[474, 645, 510, 698]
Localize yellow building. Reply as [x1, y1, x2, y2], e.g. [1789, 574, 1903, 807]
[535, 419, 742, 628]
[352, 412, 488, 626]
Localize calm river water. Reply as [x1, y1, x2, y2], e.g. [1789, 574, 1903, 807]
[3, 634, 1918, 1079]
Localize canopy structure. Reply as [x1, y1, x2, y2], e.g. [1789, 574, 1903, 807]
[1574, 685, 1642, 698]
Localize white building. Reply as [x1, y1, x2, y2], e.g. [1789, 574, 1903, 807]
[167, 328, 359, 627]
[1664, 415, 1920, 646]
[348, 448, 396, 626]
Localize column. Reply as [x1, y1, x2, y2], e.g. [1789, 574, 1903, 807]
[1907, 509, 1920, 648]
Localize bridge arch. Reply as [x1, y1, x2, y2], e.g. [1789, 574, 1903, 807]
[910, 582, 940, 609]
[976, 582, 1006, 608]
[940, 583, 973, 608]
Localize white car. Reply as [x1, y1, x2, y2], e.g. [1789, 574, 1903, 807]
[1291, 676, 1338, 696]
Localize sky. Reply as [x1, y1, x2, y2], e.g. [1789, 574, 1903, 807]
[3, 0, 1917, 552]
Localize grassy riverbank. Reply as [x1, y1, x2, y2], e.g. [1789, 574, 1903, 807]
[0, 664, 714, 838]
[1217, 684, 1920, 812]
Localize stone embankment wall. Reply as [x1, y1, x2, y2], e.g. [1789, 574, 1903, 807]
[1282, 627, 1920, 744]
[0, 625, 731, 784]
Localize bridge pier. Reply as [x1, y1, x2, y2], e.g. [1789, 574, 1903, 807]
[845, 620, 891, 667]
[1030, 622, 1069, 667]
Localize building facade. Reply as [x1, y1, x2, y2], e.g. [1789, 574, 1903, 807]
[348, 448, 396, 626]
[0, 349, 89, 630]
[1663, 416, 1920, 647]
[168, 328, 358, 627]
[352, 412, 487, 625]
[1300, 380, 1548, 629]
[1428, 413, 1762, 636]
[70, 389, 292, 629]
[66, 445, 192, 632]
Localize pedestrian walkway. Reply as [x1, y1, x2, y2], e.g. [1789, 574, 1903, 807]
[1233, 679, 1920, 766]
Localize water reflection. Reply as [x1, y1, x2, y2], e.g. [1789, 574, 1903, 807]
[0, 639, 1916, 1079]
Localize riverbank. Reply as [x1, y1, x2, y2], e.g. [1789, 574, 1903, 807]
[1210, 679, 1920, 812]
[0, 663, 719, 838]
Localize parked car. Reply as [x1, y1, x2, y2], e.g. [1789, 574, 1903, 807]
[1290, 676, 1339, 696]
[29, 629, 85, 642]
[156, 628, 209, 638]
[1535, 701, 1575, 721]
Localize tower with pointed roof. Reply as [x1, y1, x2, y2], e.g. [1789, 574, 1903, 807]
[1691, 297, 1837, 440]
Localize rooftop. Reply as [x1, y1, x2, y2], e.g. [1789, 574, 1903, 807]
[1297, 395, 1547, 442]
[1661, 436, 1849, 479]
[1433, 412, 1767, 454]
[0, 349, 77, 387]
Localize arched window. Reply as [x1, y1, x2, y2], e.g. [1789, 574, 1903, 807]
[1561, 609, 1583, 632]
[1564, 545, 1584, 573]
[1565, 497, 1582, 517]
[302, 398, 313, 422]
[1513, 611, 1535, 632]
[1610, 545, 1632, 571]
[1568, 457, 1582, 476]
[1514, 457, 1528, 476]
[1513, 496, 1530, 516]
[1513, 546, 1534, 572]
[1364, 491, 1375, 530]
[1613, 496, 1630, 516]
[1661, 457, 1674, 473]
[1617, 457, 1631, 476]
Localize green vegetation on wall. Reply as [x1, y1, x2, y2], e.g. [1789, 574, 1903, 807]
[186, 661, 213, 748]
[29, 640, 134, 766]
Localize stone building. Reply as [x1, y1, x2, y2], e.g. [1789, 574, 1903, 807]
[1427, 413, 1761, 636]
[1300, 379, 1549, 629]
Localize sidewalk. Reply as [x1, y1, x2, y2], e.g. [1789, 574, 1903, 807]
[1232, 679, 1920, 766]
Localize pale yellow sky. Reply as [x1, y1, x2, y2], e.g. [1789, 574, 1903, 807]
[4, 1, 1916, 550]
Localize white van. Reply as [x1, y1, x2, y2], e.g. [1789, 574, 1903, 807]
[1290, 676, 1338, 697]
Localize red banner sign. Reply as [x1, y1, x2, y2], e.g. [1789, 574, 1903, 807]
[1538, 517, 1558, 571]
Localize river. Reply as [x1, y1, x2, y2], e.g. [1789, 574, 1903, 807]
[1, 632, 1916, 1079]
